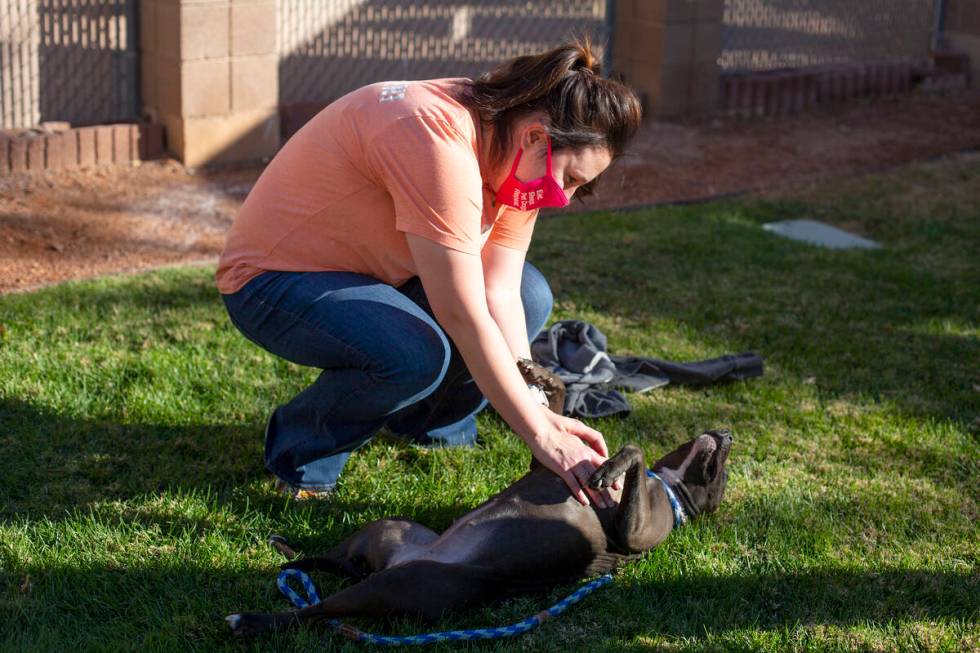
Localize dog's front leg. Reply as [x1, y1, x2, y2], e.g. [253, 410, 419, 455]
[589, 445, 673, 553]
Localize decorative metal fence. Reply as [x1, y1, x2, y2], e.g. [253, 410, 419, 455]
[0, 0, 139, 130]
[277, 0, 612, 105]
[720, 0, 942, 72]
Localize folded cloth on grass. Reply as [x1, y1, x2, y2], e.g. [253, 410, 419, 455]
[530, 320, 764, 418]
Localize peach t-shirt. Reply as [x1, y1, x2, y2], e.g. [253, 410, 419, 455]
[215, 78, 539, 294]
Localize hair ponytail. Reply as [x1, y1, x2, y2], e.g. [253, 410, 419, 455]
[571, 38, 601, 75]
[459, 37, 641, 196]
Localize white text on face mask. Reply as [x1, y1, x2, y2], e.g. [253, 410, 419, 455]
[512, 188, 545, 211]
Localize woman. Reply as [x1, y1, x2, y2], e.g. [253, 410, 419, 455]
[217, 39, 642, 504]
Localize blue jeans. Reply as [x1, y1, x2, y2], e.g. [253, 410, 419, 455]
[221, 262, 553, 490]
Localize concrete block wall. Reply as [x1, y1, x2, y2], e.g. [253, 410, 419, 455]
[612, 0, 723, 118]
[944, 0, 980, 87]
[140, 0, 280, 167]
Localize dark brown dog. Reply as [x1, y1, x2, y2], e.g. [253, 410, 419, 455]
[226, 427, 732, 636]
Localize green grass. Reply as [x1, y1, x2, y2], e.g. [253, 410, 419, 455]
[2, 152, 978, 652]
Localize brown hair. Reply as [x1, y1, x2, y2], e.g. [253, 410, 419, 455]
[458, 37, 642, 198]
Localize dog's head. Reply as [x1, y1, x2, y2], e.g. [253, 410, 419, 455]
[651, 429, 732, 517]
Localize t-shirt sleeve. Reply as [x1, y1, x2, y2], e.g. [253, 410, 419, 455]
[487, 207, 539, 252]
[367, 116, 483, 255]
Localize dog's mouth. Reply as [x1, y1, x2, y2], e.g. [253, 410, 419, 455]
[702, 430, 732, 482]
[709, 429, 733, 464]
[684, 431, 732, 470]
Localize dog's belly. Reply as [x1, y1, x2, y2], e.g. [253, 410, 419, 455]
[385, 531, 487, 567]
[387, 494, 604, 575]
[386, 499, 501, 567]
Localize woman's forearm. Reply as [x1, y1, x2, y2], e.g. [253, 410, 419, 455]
[440, 309, 546, 443]
[486, 289, 532, 362]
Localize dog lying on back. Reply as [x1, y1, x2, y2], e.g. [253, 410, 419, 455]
[227, 362, 732, 637]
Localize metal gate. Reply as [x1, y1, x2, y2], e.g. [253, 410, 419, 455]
[1, 0, 140, 130]
[721, 0, 942, 72]
[277, 0, 612, 106]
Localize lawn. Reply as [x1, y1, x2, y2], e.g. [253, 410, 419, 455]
[1, 153, 978, 652]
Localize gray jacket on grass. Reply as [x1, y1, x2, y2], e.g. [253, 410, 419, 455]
[530, 320, 764, 418]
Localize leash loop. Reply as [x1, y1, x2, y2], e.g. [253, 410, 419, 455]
[276, 568, 321, 609]
[275, 569, 612, 645]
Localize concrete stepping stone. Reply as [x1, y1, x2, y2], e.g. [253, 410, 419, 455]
[762, 219, 881, 250]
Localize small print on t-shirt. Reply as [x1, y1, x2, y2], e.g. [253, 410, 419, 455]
[379, 84, 408, 103]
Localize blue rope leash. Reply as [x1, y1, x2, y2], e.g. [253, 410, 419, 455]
[276, 568, 613, 645]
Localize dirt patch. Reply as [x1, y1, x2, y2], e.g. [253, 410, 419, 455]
[0, 161, 256, 293]
[2, 89, 979, 294]
[575, 89, 980, 212]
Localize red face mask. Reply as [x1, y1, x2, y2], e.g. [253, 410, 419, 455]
[494, 139, 570, 211]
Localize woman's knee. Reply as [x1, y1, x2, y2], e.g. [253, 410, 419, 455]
[376, 322, 452, 405]
[520, 261, 554, 340]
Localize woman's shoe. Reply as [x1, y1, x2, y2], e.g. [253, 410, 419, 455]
[272, 476, 333, 500]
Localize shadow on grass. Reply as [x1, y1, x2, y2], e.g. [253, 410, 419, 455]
[0, 395, 480, 529]
[2, 559, 974, 651]
[0, 396, 263, 518]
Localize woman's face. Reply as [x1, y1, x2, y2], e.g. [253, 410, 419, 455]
[495, 121, 613, 203]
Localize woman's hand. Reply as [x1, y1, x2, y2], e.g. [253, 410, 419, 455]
[526, 408, 614, 507]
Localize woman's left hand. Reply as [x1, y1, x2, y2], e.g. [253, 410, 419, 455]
[529, 406, 619, 506]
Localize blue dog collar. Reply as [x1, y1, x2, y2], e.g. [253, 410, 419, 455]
[647, 469, 687, 529]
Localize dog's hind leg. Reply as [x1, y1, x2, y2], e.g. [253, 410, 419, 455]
[282, 518, 439, 580]
[227, 560, 505, 637]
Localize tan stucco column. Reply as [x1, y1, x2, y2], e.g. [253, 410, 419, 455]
[611, 0, 723, 118]
[140, 0, 279, 167]
[944, 0, 980, 88]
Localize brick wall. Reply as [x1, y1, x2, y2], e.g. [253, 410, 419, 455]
[0, 123, 165, 175]
[721, 63, 917, 120]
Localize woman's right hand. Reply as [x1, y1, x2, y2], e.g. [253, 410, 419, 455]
[526, 408, 612, 508]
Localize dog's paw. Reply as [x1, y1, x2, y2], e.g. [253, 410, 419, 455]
[225, 612, 271, 638]
[589, 445, 645, 489]
[588, 460, 625, 490]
